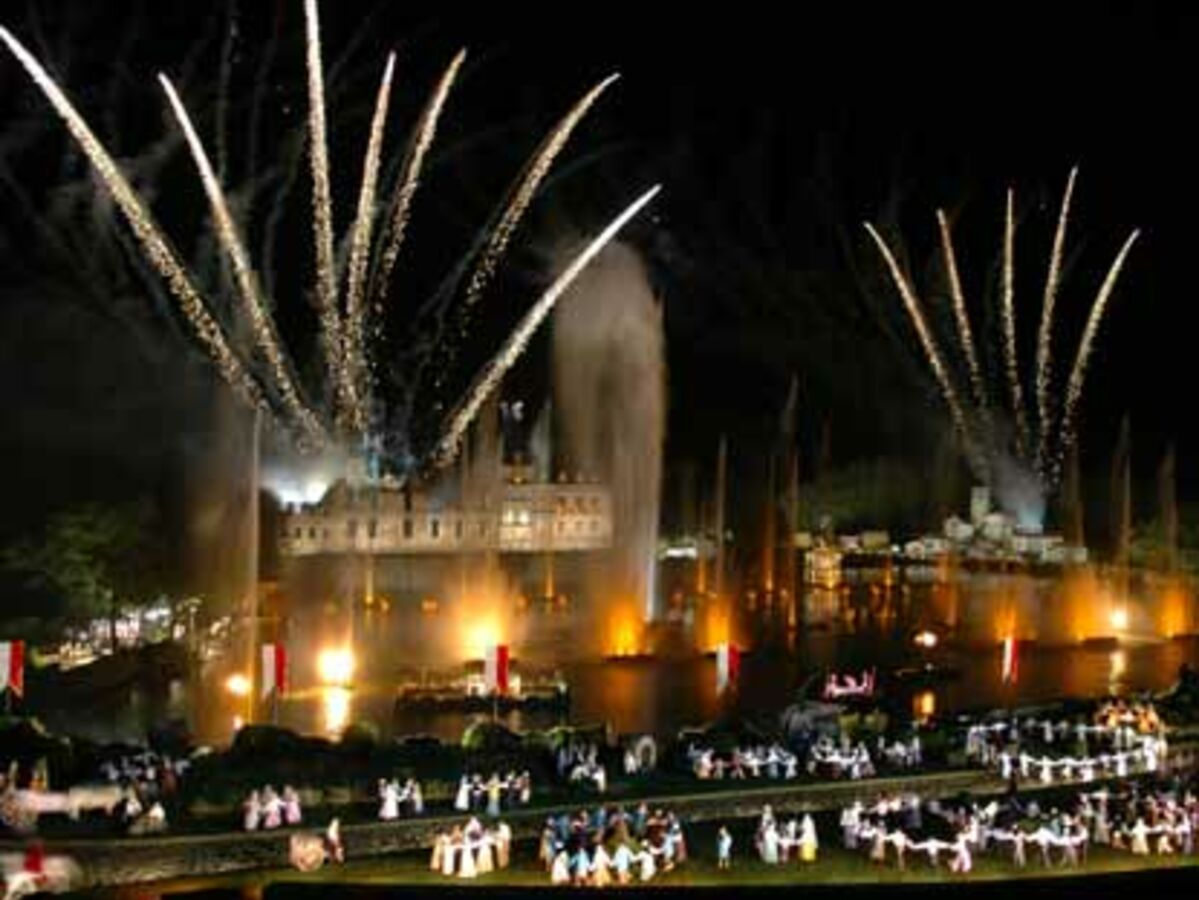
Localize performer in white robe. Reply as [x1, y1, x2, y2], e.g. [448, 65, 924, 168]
[379, 780, 400, 821]
[458, 838, 478, 879]
[612, 843, 633, 884]
[476, 834, 495, 874]
[799, 814, 819, 863]
[550, 850, 571, 884]
[454, 777, 471, 812]
[430, 833, 445, 872]
[1130, 818, 1150, 855]
[638, 847, 657, 881]
[283, 786, 303, 826]
[761, 823, 780, 864]
[949, 834, 972, 873]
[441, 830, 459, 876]
[495, 821, 512, 868]
[592, 843, 613, 887]
[243, 790, 262, 832]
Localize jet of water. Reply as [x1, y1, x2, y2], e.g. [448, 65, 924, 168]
[434, 184, 662, 466]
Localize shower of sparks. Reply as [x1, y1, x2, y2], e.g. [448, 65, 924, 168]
[435, 184, 662, 467]
[864, 222, 984, 477]
[867, 169, 1138, 494]
[3, 2, 631, 469]
[303, 0, 346, 430]
[0, 27, 281, 429]
[458, 74, 621, 320]
[936, 209, 989, 422]
[1055, 230, 1140, 473]
[1001, 188, 1030, 458]
[1034, 165, 1078, 473]
[372, 49, 466, 315]
[342, 52, 397, 435]
[160, 75, 325, 446]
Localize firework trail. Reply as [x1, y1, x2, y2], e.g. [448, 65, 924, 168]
[303, 0, 346, 428]
[342, 52, 396, 434]
[1035, 165, 1078, 473]
[372, 49, 466, 314]
[0, 27, 279, 429]
[1001, 187, 1030, 457]
[435, 184, 661, 466]
[1056, 229, 1140, 472]
[936, 209, 988, 413]
[865, 222, 984, 477]
[458, 74, 621, 318]
[159, 75, 325, 446]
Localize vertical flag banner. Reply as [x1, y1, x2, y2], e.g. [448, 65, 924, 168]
[261, 643, 288, 698]
[0, 641, 24, 696]
[1001, 636, 1018, 684]
[716, 642, 740, 694]
[485, 644, 509, 694]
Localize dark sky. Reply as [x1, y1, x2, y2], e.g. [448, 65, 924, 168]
[1, 0, 1196, 545]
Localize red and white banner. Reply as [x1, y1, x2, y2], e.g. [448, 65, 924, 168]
[716, 642, 740, 694]
[0, 640, 24, 696]
[484, 644, 509, 695]
[261, 643, 288, 698]
[1001, 636, 1018, 684]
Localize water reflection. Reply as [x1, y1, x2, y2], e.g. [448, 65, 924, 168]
[32, 567, 1199, 747]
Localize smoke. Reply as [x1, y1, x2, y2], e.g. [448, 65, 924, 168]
[552, 241, 666, 622]
[992, 450, 1046, 531]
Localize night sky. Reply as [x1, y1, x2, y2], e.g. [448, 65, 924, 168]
[1, 1, 1196, 553]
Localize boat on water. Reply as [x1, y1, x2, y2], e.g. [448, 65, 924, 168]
[393, 663, 570, 713]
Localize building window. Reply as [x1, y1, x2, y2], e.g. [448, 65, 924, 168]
[347, 519, 357, 538]
[455, 520, 463, 539]
[403, 518, 413, 539]
[431, 518, 441, 539]
[367, 519, 377, 539]
[308, 527, 316, 539]
[590, 519, 599, 533]
[294, 527, 302, 538]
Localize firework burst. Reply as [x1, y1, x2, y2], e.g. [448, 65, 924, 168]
[0, 2, 657, 470]
[866, 168, 1137, 497]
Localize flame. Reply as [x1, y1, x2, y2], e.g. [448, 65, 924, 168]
[322, 686, 352, 737]
[464, 616, 504, 661]
[606, 602, 643, 657]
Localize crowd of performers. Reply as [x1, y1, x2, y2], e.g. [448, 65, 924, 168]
[242, 785, 304, 831]
[557, 742, 609, 792]
[453, 772, 532, 815]
[839, 774, 1199, 874]
[753, 805, 820, 864]
[427, 816, 513, 878]
[688, 734, 919, 782]
[0, 752, 187, 836]
[377, 778, 424, 820]
[965, 700, 1169, 785]
[539, 804, 689, 885]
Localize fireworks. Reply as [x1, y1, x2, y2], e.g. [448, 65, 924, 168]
[436, 185, 662, 466]
[458, 75, 621, 320]
[1034, 165, 1078, 474]
[342, 52, 397, 436]
[1057, 230, 1141, 475]
[866, 168, 1138, 493]
[864, 222, 985, 477]
[0, 26, 276, 429]
[2, 2, 649, 470]
[1001, 188, 1030, 458]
